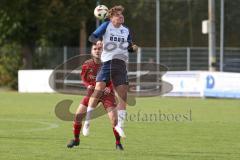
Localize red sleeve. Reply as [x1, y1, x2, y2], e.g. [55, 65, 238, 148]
[108, 81, 114, 91]
[81, 63, 90, 88]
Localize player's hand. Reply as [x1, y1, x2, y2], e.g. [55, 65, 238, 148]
[128, 43, 138, 53]
[104, 87, 111, 95]
[132, 44, 138, 52]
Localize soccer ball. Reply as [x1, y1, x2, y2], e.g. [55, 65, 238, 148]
[94, 5, 109, 20]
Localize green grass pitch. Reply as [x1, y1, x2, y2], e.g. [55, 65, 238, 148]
[0, 92, 240, 160]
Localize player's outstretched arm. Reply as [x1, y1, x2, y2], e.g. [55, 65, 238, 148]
[88, 21, 110, 44]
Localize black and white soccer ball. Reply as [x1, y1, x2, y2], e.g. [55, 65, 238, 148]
[94, 5, 109, 20]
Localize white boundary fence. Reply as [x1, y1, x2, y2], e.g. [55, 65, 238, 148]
[18, 70, 240, 99]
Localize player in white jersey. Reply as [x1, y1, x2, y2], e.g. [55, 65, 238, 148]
[83, 5, 138, 140]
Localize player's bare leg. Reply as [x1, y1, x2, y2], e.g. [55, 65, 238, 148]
[82, 82, 106, 136]
[67, 104, 87, 148]
[106, 107, 124, 150]
[114, 84, 128, 138]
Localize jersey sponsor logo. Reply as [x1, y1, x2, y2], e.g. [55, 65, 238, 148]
[110, 36, 125, 42]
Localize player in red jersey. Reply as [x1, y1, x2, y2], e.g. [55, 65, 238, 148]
[67, 43, 123, 150]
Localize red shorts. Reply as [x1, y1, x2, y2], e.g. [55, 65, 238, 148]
[80, 90, 117, 109]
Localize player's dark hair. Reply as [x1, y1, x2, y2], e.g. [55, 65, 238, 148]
[91, 44, 97, 49]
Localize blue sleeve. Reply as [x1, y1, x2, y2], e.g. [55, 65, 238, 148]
[127, 30, 135, 52]
[122, 25, 132, 44]
[127, 34, 132, 44]
[92, 21, 109, 38]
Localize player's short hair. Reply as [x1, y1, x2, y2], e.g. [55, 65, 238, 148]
[108, 5, 124, 18]
[91, 43, 97, 49]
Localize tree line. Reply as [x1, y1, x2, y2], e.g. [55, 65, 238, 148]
[0, 0, 240, 89]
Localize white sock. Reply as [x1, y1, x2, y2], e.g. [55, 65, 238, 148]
[117, 110, 127, 128]
[85, 106, 95, 125]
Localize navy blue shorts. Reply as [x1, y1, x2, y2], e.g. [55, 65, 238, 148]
[96, 59, 128, 87]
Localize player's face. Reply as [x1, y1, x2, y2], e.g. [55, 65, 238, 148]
[91, 45, 102, 59]
[111, 11, 124, 26]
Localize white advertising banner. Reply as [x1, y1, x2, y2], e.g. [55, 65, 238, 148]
[18, 70, 55, 93]
[162, 71, 204, 97]
[18, 70, 240, 99]
[163, 71, 240, 99]
[202, 72, 240, 98]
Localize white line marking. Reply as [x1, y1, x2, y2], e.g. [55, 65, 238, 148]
[0, 119, 59, 132]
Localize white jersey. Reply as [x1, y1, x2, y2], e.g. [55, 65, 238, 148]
[92, 21, 132, 62]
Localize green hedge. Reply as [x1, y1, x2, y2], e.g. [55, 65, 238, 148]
[0, 44, 22, 90]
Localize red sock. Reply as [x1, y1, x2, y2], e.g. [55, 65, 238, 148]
[113, 128, 121, 145]
[73, 122, 82, 142]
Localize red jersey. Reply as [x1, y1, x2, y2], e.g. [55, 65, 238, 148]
[81, 59, 101, 87]
[80, 58, 113, 90]
[80, 58, 116, 108]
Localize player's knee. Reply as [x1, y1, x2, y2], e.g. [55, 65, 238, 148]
[91, 90, 103, 99]
[95, 82, 106, 91]
[115, 86, 128, 102]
